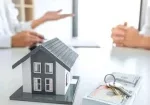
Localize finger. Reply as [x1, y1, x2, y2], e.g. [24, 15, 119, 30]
[29, 31, 44, 39]
[27, 42, 34, 47]
[28, 31, 39, 36]
[29, 35, 43, 43]
[57, 9, 62, 13]
[113, 40, 123, 46]
[112, 28, 125, 37]
[36, 34, 45, 39]
[111, 28, 115, 32]
[112, 36, 124, 44]
[30, 38, 43, 44]
[116, 43, 124, 47]
[124, 22, 128, 26]
[130, 26, 136, 30]
[117, 25, 128, 31]
[60, 14, 74, 18]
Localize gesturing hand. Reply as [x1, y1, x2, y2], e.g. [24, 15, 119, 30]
[11, 31, 44, 47]
[42, 9, 74, 21]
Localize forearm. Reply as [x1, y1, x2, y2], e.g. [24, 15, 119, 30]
[14, 18, 45, 32]
[31, 17, 46, 29]
[138, 35, 150, 50]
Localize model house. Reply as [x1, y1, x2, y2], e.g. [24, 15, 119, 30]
[12, 38, 78, 95]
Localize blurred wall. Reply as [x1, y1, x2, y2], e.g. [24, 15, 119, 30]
[140, 0, 149, 30]
[34, 0, 73, 40]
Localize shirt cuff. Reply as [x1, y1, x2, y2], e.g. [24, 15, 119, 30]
[0, 36, 11, 48]
[15, 21, 33, 33]
[23, 21, 32, 30]
[140, 25, 150, 36]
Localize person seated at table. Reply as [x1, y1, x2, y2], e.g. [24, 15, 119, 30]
[111, 6, 150, 50]
[0, 0, 73, 48]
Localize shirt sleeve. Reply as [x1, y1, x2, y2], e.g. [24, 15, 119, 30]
[0, 35, 11, 48]
[0, 12, 11, 48]
[0, 27, 11, 48]
[140, 6, 150, 36]
[14, 21, 33, 33]
[6, 0, 33, 33]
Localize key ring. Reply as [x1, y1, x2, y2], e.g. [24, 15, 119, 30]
[104, 74, 116, 85]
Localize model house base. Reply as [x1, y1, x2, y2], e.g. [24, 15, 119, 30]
[10, 76, 80, 105]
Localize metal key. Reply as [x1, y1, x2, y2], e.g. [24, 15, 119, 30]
[106, 83, 121, 95]
[109, 82, 133, 97]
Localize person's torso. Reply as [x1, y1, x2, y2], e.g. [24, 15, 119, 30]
[0, 0, 19, 36]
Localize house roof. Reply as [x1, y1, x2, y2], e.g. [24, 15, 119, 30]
[12, 38, 79, 72]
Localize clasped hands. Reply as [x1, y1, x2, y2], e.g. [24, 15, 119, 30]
[111, 22, 143, 48]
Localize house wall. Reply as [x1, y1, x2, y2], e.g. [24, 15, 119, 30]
[56, 62, 65, 95]
[31, 50, 56, 94]
[65, 70, 72, 93]
[22, 58, 32, 93]
[56, 62, 72, 95]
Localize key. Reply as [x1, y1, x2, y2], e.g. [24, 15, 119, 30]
[110, 86, 121, 95]
[109, 82, 133, 97]
[106, 83, 121, 95]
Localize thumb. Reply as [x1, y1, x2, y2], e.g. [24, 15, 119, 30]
[57, 9, 62, 13]
[124, 22, 128, 26]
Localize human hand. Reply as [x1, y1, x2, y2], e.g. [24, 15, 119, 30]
[111, 23, 142, 48]
[11, 31, 44, 47]
[41, 9, 74, 22]
[111, 22, 127, 47]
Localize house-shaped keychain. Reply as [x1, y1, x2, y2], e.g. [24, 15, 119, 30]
[10, 38, 80, 105]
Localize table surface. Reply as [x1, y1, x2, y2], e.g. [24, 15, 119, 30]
[0, 47, 150, 105]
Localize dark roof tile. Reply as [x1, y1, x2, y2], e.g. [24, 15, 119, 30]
[13, 38, 78, 71]
[42, 38, 78, 69]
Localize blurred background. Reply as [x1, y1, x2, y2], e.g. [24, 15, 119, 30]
[12, 0, 149, 47]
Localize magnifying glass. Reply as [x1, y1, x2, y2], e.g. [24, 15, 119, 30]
[104, 74, 116, 85]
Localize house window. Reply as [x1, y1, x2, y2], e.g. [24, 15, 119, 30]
[33, 62, 41, 73]
[45, 78, 53, 92]
[33, 78, 41, 91]
[66, 73, 70, 86]
[45, 63, 53, 74]
[66, 73, 68, 86]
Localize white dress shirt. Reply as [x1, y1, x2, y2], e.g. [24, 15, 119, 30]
[140, 5, 150, 36]
[0, 0, 32, 48]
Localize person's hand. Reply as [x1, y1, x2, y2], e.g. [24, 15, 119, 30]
[31, 9, 74, 29]
[111, 23, 142, 48]
[11, 31, 44, 47]
[111, 22, 127, 47]
[41, 9, 74, 22]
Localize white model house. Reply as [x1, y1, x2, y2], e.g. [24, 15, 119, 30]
[12, 38, 78, 95]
